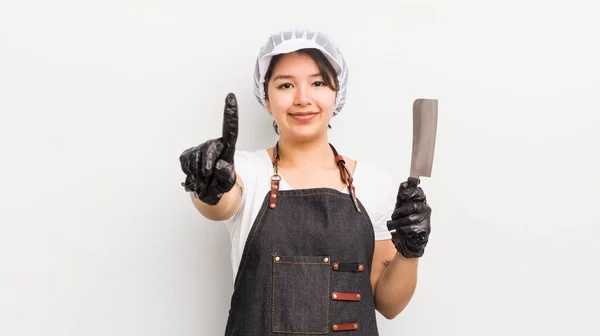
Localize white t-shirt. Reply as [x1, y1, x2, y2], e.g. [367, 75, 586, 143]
[224, 149, 397, 280]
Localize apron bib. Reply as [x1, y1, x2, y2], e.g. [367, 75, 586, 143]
[224, 143, 379, 335]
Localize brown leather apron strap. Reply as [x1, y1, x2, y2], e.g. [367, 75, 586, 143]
[329, 144, 361, 213]
[269, 144, 282, 209]
[269, 142, 361, 213]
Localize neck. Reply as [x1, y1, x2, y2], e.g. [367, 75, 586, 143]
[276, 135, 336, 170]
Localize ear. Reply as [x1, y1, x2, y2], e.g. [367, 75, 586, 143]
[265, 98, 271, 113]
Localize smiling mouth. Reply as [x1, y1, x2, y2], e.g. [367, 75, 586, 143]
[289, 112, 319, 116]
[288, 111, 319, 122]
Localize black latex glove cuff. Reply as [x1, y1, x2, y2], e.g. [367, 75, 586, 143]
[386, 177, 432, 258]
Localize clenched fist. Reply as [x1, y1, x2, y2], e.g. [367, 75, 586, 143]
[179, 93, 239, 205]
[386, 177, 432, 258]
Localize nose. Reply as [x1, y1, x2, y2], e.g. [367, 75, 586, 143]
[293, 84, 312, 107]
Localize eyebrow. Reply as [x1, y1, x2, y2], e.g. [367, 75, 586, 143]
[273, 73, 322, 81]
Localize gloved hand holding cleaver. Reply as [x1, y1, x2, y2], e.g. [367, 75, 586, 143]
[387, 98, 438, 258]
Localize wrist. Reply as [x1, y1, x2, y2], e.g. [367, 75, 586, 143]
[393, 251, 419, 264]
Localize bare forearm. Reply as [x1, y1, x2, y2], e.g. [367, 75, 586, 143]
[374, 252, 419, 319]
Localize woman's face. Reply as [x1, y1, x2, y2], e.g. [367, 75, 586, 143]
[265, 52, 336, 141]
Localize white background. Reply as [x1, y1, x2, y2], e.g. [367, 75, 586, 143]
[1, 0, 599, 335]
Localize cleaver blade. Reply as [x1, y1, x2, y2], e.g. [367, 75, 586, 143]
[409, 98, 438, 181]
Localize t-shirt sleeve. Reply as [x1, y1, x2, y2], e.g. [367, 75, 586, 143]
[372, 182, 396, 241]
[360, 163, 398, 241]
[224, 150, 256, 223]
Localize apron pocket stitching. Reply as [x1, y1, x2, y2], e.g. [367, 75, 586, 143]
[271, 254, 331, 334]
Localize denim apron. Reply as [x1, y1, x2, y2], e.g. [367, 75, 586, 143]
[224, 143, 379, 335]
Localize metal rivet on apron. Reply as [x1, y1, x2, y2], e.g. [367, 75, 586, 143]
[274, 256, 280, 261]
[271, 194, 277, 198]
[353, 323, 358, 329]
[332, 293, 338, 299]
[332, 324, 339, 331]
[356, 294, 361, 299]
[358, 264, 364, 271]
[323, 257, 329, 262]
[269, 204, 275, 208]
[332, 262, 339, 270]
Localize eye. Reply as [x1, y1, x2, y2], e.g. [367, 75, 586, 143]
[277, 83, 293, 89]
[313, 81, 326, 87]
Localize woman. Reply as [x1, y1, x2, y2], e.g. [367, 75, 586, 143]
[179, 28, 432, 335]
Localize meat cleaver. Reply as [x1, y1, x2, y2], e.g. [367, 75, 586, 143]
[408, 98, 438, 185]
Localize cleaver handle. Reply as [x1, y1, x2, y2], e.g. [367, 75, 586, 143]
[407, 176, 420, 187]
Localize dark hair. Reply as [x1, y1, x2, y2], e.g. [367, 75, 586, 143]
[264, 48, 338, 134]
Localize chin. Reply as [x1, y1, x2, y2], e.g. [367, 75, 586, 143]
[285, 125, 327, 141]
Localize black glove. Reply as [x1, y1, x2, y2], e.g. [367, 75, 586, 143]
[179, 93, 239, 205]
[386, 177, 432, 258]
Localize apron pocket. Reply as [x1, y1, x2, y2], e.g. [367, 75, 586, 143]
[271, 254, 331, 334]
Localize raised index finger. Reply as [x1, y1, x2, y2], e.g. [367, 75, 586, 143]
[221, 92, 238, 163]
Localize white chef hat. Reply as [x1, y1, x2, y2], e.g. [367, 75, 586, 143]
[253, 28, 348, 116]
